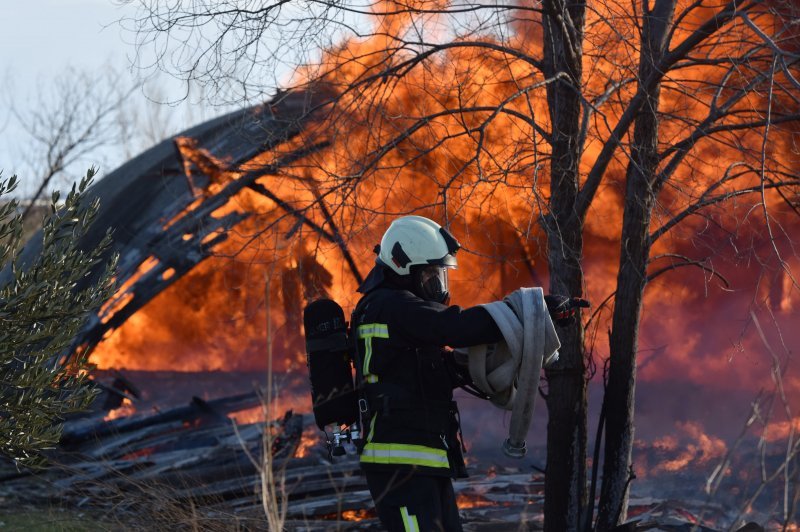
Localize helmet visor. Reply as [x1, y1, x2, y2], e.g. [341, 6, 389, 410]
[419, 265, 450, 303]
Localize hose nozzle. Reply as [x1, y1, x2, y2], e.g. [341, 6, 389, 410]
[502, 438, 527, 459]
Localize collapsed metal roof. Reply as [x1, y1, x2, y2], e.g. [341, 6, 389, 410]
[5, 90, 329, 355]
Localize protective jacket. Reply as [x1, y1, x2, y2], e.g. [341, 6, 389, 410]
[352, 279, 502, 478]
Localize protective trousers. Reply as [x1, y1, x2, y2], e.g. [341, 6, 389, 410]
[365, 471, 463, 532]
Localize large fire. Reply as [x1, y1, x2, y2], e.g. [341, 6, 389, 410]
[89, 0, 797, 490]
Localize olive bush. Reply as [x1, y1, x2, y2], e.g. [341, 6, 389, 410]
[0, 168, 116, 467]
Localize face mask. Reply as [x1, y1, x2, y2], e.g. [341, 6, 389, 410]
[419, 266, 449, 304]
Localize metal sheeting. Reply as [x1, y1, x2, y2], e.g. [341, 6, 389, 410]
[3, 90, 325, 355]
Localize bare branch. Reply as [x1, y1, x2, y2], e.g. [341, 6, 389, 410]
[651, 178, 800, 243]
[575, 0, 750, 220]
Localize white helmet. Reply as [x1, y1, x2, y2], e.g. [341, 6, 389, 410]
[377, 216, 460, 275]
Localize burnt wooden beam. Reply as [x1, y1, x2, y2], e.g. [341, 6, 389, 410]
[60, 392, 261, 445]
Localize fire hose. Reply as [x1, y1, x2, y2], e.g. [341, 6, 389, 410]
[467, 287, 561, 458]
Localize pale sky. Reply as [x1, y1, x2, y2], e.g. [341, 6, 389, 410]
[0, 0, 130, 79]
[0, 0, 228, 196]
[0, 1, 360, 197]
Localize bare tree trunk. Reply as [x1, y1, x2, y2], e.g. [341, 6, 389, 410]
[596, 1, 676, 528]
[541, 0, 588, 529]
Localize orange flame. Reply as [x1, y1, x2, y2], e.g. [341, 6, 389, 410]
[227, 405, 265, 425]
[104, 397, 136, 421]
[295, 426, 320, 458]
[651, 422, 727, 474]
[340, 509, 372, 521]
[456, 493, 496, 509]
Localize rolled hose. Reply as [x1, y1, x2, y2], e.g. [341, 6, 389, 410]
[467, 287, 561, 458]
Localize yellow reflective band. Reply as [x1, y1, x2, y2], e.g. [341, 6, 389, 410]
[367, 413, 377, 442]
[363, 337, 374, 381]
[357, 323, 388, 381]
[360, 442, 450, 469]
[400, 506, 419, 532]
[357, 324, 389, 338]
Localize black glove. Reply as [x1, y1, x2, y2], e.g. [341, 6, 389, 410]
[442, 347, 491, 400]
[442, 347, 472, 389]
[544, 294, 590, 326]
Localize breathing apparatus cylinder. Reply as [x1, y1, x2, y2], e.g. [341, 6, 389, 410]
[303, 299, 359, 431]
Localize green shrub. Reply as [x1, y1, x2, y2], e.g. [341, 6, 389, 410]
[0, 168, 116, 468]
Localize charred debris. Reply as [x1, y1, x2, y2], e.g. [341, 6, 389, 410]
[0, 385, 741, 530]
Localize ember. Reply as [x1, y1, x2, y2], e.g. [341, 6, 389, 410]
[456, 493, 496, 509]
[119, 446, 156, 461]
[340, 509, 374, 521]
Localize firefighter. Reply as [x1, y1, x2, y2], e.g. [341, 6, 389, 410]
[352, 215, 587, 531]
[351, 215, 493, 531]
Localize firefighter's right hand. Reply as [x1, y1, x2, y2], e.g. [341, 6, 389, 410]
[544, 294, 590, 326]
